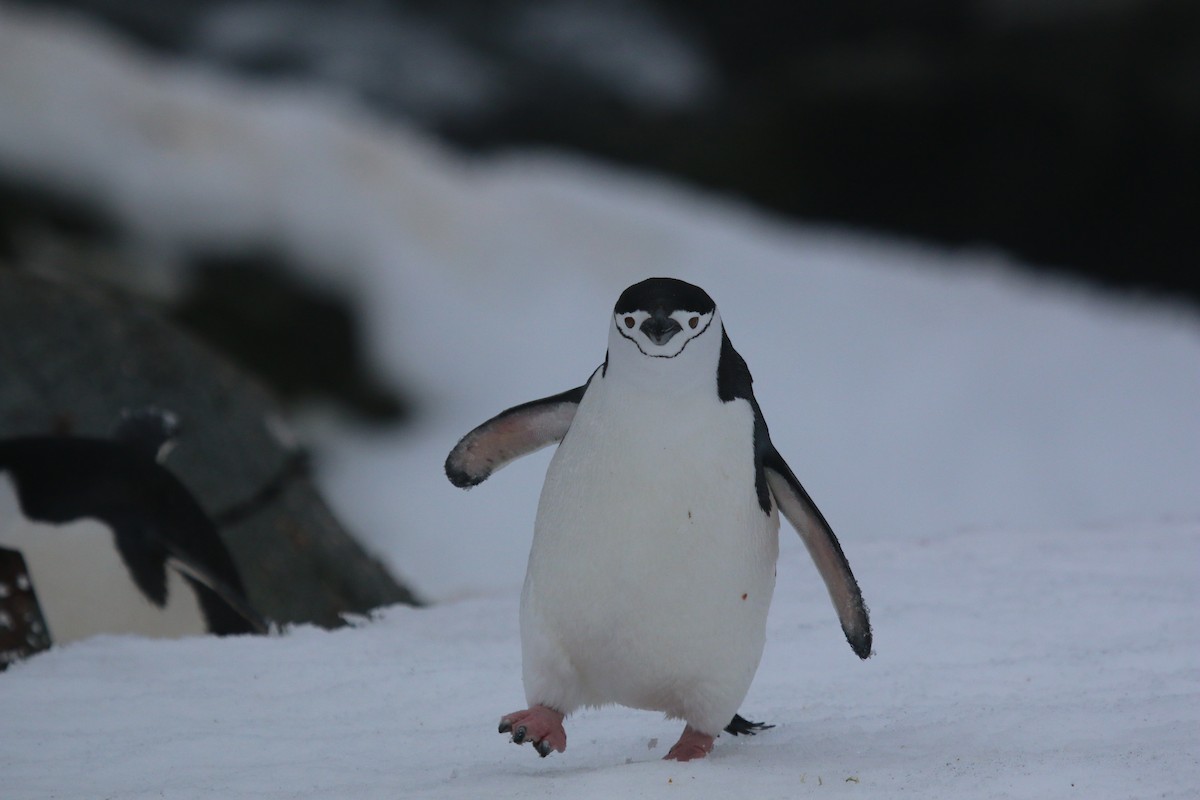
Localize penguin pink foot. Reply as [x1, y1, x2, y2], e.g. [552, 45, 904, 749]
[498, 705, 567, 757]
[663, 725, 715, 761]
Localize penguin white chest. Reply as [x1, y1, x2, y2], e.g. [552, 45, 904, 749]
[521, 377, 779, 722]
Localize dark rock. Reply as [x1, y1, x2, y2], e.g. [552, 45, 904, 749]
[0, 175, 409, 423]
[0, 177, 122, 267]
[172, 255, 409, 423]
[0, 268, 419, 628]
[0, 547, 53, 670]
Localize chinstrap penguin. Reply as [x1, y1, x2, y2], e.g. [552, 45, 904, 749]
[0, 409, 266, 647]
[445, 278, 871, 761]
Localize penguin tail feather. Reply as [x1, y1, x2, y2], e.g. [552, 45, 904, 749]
[724, 714, 774, 736]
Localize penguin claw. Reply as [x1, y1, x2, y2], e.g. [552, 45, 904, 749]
[497, 706, 567, 757]
[664, 726, 715, 762]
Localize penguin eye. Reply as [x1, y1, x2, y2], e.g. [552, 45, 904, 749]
[688, 316, 699, 329]
[623, 316, 635, 329]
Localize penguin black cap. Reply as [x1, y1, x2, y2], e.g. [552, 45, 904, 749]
[614, 278, 716, 315]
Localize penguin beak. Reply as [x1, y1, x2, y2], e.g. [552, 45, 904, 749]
[640, 310, 682, 346]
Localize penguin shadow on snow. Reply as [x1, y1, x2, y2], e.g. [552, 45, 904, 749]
[0, 407, 266, 667]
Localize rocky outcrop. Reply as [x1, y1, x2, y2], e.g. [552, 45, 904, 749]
[0, 268, 418, 629]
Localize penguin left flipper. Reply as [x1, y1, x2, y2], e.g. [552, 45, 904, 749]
[445, 382, 590, 488]
[764, 448, 873, 659]
[111, 516, 267, 635]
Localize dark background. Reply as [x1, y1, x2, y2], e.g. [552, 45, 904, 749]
[7, 0, 1199, 306]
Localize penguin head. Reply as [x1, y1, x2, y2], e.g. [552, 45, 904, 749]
[610, 278, 719, 362]
[614, 281, 715, 357]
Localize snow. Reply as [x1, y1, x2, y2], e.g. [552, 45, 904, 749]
[193, 1, 503, 119]
[1, 6, 1198, 798]
[506, 0, 713, 108]
[3, 523, 1197, 798]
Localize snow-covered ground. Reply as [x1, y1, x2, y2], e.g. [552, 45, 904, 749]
[3, 522, 1196, 799]
[0, 6, 1198, 798]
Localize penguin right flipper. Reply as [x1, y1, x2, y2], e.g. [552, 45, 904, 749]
[763, 449, 873, 659]
[445, 382, 590, 488]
